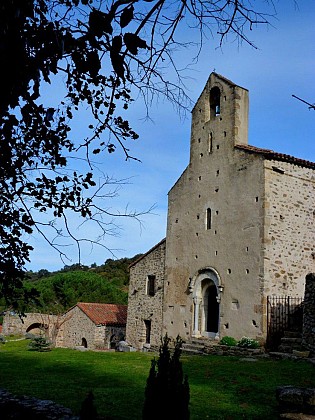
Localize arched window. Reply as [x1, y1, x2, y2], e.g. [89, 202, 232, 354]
[210, 87, 221, 118]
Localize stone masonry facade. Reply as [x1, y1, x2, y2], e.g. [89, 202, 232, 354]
[126, 73, 315, 350]
[59, 305, 103, 349]
[126, 239, 166, 349]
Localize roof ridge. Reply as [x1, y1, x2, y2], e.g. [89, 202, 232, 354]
[235, 144, 315, 169]
[129, 237, 166, 268]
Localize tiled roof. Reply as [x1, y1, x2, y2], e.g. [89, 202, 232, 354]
[235, 144, 315, 169]
[76, 303, 127, 326]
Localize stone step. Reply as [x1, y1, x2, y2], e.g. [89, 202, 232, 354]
[181, 347, 204, 355]
[269, 352, 297, 360]
[281, 337, 302, 344]
[278, 344, 303, 354]
[190, 339, 211, 346]
[283, 331, 302, 338]
[181, 343, 205, 351]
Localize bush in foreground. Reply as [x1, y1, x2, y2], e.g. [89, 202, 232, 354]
[219, 336, 238, 346]
[143, 334, 190, 420]
[219, 335, 260, 349]
[237, 337, 260, 349]
[28, 335, 52, 352]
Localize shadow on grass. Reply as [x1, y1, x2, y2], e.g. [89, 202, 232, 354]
[1, 343, 314, 420]
[0, 345, 151, 419]
[181, 355, 315, 420]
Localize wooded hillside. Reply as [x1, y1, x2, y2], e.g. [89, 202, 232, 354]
[1, 255, 142, 316]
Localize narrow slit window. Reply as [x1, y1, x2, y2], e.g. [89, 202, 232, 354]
[206, 208, 212, 230]
[208, 133, 213, 154]
[147, 275, 156, 296]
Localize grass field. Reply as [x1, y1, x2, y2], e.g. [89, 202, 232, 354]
[0, 338, 314, 419]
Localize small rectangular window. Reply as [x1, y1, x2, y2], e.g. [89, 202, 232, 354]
[144, 320, 151, 344]
[147, 275, 156, 296]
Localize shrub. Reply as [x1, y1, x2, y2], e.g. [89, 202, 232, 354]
[219, 336, 238, 347]
[143, 334, 190, 420]
[237, 337, 260, 349]
[28, 335, 52, 352]
[79, 390, 98, 420]
[0, 335, 5, 344]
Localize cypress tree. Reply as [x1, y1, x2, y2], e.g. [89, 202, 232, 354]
[143, 334, 190, 420]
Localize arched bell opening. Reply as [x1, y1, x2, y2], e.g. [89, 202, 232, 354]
[210, 86, 221, 118]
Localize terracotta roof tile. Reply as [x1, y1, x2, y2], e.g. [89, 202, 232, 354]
[76, 303, 127, 326]
[235, 144, 315, 169]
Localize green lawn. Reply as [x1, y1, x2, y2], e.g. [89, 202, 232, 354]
[0, 339, 314, 419]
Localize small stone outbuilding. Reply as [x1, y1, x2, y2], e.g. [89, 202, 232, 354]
[2, 303, 128, 351]
[59, 303, 128, 350]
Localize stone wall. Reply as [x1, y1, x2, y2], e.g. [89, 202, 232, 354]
[302, 273, 315, 353]
[276, 386, 315, 419]
[126, 239, 166, 350]
[263, 161, 315, 298]
[61, 306, 102, 350]
[0, 388, 78, 419]
[2, 313, 61, 344]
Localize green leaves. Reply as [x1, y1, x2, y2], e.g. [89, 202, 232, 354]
[24, 269, 129, 314]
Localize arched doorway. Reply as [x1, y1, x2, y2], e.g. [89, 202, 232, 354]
[81, 337, 88, 348]
[204, 281, 219, 334]
[192, 268, 222, 339]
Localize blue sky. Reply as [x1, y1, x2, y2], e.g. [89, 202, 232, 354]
[26, 1, 315, 272]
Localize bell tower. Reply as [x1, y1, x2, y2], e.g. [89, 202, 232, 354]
[189, 72, 249, 164]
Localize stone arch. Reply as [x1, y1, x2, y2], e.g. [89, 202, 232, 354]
[81, 337, 88, 348]
[192, 267, 223, 339]
[26, 323, 48, 336]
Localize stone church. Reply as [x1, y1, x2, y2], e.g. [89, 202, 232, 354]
[126, 73, 315, 350]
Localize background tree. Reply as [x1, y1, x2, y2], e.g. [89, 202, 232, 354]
[0, 0, 275, 307]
